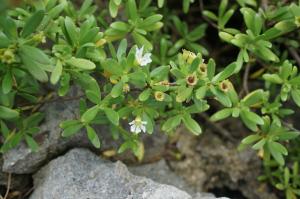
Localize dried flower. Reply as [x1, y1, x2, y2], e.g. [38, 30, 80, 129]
[186, 73, 198, 86]
[219, 79, 232, 92]
[154, 91, 165, 101]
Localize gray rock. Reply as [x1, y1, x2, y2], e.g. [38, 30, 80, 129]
[129, 160, 227, 199]
[2, 87, 167, 174]
[29, 148, 220, 199]
[169, 127, 279, 199]
[129, 160, 193, 193]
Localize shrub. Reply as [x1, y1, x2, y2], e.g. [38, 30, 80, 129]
[1, 0, 300, 198]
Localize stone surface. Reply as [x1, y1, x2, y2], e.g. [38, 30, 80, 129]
[2, 87, 167, 174]
[169, 127, 279, 199]
[29, 148, 227, 199]
[129, 160, 223, 199]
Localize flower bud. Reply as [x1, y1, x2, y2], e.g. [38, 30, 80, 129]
[33, 31, 46, 43]
[123, 83, 130, 93]
[1, 49, 15, 64]
[182, 49, 196, 64]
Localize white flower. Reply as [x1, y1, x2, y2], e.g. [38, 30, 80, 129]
[129, 117, 147, 134]
[135, 46, 152, 66]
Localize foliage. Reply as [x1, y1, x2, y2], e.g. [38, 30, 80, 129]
[1, 0, 300, 197]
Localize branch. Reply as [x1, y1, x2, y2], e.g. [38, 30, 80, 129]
[287, 46, 300, 67]
[199, 0, 219, 29]
[0, 173, 12, 199]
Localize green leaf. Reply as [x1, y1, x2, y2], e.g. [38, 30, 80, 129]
[0, 16, 17, 39]
[263, 74, 283, 84]
[64, 16, 78, 45]
[187, 24, 207, 41]
[278, 131, 299, 141]
[109, 0, 119, 18]
[189, 57, 201, 73]
[58, 73, 70, 96]
[195, 86, 207, 99]
[240, 8, 256, 33]
[162, 115, 182, 132]
[48, 1, 66, 18]
[20, 45, 51, 66]
[0, 32, 11, 48]
[0, 120, 9, 138]
[158, 0, 164, 8]
[139, 14, 163, 29]
[81, 105, 99, 123]
[62, 122, 83, 137]
[254, 46, 279, 62]
[111, 81, 123, 98]
[252, 138, 266, 150]
[132, 31, 153, 51]
[241, 134, 261, 145]
[21, 56, 48, 82]
[183, 0, 190, 13]
[86, 125, 101, 148]
[210, 87, 232, 107]
[104, 108, 119, 126]
[66, 57, 96, 70]
[219, 9, 234, 28]
[291, 89, 300, 107]
[0, 106, 19, 120]
[212, 62, 236, 82]
[117, 39, 127, 59]
[210, 108, 232, 122]
[25, 135, 39, 152]
[86, 90, 101, 104]
[219, 31, 234, 43]
[150, 65, 170, 81]
[127, 0, 138, 20]
[50, 60, 63, 84]
[21, 10, 44, 38]
[176, 86, 193, 103]
[219, 0, 228, 17]
[139, 88, 151, 101]
[60, 120, 80, 129]
[182, 114, 202, 135]
[268, 141, 287, 165]
[203, 10, 218, 21]
[240, 110, 258, 131]
[242, 89, 264, 106]
[207, 58, 216, 80]
[243, 110, 264, 125]
[2, 71, 13, 94]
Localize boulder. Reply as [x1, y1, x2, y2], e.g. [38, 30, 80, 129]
[169, 128, 279, 199]
[30, 148, 228, 199]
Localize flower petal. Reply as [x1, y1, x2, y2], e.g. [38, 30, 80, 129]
[141, 125, 146, 133]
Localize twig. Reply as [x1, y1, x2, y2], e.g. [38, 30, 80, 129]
[282, 121, 300, 132]
[261, 0, 268, 10]
[287, 46, 300, 67]
[0, 173, 12, 199]
[200, 112, 236, 142]
[242, 62, 251, 95]
[199, 0, 219, 29]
